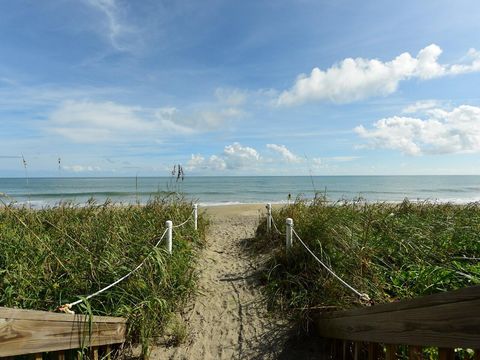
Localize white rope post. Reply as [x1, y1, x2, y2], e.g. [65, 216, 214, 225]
[193, 204, 198, 231]
[266, 203, 272, 234]
[166, 220, 173, 254]
[286, 218, 293, 249]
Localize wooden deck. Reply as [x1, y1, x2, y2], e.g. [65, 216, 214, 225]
[0, 307, 126, 357]
[314, 285, 480, 358]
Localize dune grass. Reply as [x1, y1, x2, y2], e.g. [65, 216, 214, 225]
[0, 195, 207, 357]
[256, 196, 480, 316]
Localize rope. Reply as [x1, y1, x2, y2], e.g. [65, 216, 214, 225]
[172, 209, 194, 228]
[59, 227, 169, 313]
[292, 228, 370, 302]
[270, 215, 285, 236]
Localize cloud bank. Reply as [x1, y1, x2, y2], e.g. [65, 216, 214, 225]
[266, 143, 302, 163]
[186, 142, 261, 172]
[47, 97, 244, 143]
[355, 105, 480, 155]
[277, 45, 480, 106]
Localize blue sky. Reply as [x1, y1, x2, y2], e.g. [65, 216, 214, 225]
[1, 0, 480, 176]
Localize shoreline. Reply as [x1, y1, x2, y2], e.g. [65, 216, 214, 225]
[202, 203, 285, 218]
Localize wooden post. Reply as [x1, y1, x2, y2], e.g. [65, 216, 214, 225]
[409, 346, 422, 360]
[91, 347, 99, 360]
[354, 342, 360, 360]
[34, 354, 42, 360]
[266, 203, 272, 234]
[57, 351, 66, 360]
[286, 218, 293, 249]
[438, 348, 454, 360]
[166, 220, 172, 254]
[193, 204, 198, 231]
[385, 344, 398, 360]
[368, 343, 381, 360]
[106, 345, 112, 360]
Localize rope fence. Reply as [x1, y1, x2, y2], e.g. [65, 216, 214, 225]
[54, 203, 200, 314]
[265, 203, 370, 303]
[0, 193, 199, 313]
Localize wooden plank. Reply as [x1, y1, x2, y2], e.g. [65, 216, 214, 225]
[314, 286, 480, 348]
[321, 285, 480, 319]
[0, 307, 126, 357]
[0, 307, 125, 323]
[438, 348, 454, 360]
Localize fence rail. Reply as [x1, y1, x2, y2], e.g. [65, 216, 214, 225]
[265, 205, 480, 358]
[0, 306, 126, 357]
[314, 285, 480, 358]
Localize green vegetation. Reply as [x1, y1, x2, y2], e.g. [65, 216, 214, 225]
[0, 195, 207, 357]
[256, 197, 480, 316]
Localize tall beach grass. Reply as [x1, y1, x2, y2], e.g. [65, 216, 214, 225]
[256, 196, 480, 316]
[0, 194, 207, 356]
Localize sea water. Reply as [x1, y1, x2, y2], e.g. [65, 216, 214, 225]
[1, 176, 480, 208]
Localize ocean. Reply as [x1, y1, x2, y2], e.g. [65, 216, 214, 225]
[1, 176, 480, 208]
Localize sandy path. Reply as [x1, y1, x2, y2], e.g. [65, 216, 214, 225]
[151, 205, 320, 359]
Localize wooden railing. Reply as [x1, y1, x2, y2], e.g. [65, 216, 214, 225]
[314, 285, 480, 359]
[0, 306, 126, 358]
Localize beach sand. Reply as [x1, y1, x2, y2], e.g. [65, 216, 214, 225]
[151, 203, 321, 360]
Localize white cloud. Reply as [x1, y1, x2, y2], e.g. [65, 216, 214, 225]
[186, 142, 260, 173]
[329, 156, 360, 162]
[223, 142, 260, 169]
[47, 98, 244, 143]
[450, 48, 480, 74]
[266, 144, 302, 163]
[355, 105, 480, 155]
[49, 100, 153, 143]
[186, 154, 226, 172]
[402, 100, 442, 114]
[215, 88, 247, 106]
[63, 164, 101, 173]
[85, 0, 137, 51]
[277, 45, 480, 106]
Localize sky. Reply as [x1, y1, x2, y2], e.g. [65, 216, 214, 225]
[1, 0, 480, 176]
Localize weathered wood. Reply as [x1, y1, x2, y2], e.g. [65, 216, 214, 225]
[0, 307, 125, 323]
[475, 349, 480, 360]
[438, 348, 454, 360]
[323, 285, 480, 319]
[385, 344, 398, 360]
[368, 343, 381, 360]
[0, 306, 126, 357]
[408, 346, 422, 360]
[314, 285, 480, 348]
[106, 345, 112, 360]
[354, 342, 360, 360]
[91, 347, 99, 360]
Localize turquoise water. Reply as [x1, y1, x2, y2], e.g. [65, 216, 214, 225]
[1, 176, 480, 207]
